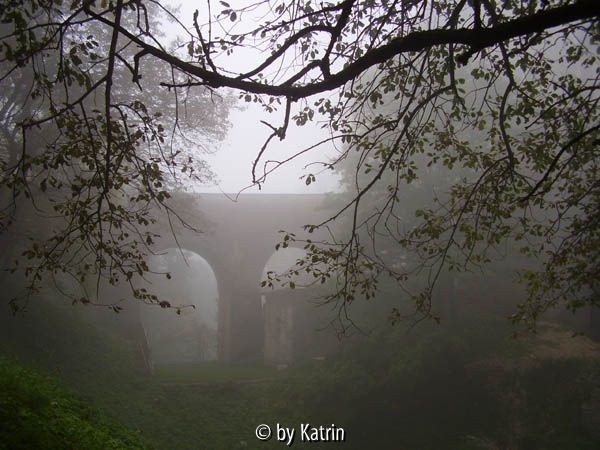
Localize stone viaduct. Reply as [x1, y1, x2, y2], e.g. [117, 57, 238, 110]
[144, 192, 339, 363]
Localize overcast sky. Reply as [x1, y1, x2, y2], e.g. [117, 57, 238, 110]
[203, 102, 342, 194]
[161, 1, 342, 195]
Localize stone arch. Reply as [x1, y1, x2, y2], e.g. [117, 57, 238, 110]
[130, 192, 340, 365]
[261, 247, 308, 287]
[260, 247, 309, 366]
[260, 244, 339, 366]
[139, 248, 220, 367]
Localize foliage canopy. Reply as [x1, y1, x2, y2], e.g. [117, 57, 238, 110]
[1, 0, 599, 328]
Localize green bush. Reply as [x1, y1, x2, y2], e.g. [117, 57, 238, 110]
[0, 357, 151, 450]
[282, 317, 600, 450]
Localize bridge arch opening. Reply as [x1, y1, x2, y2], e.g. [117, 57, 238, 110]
[260, 247, 339, 366]
[140, 248, 219, 366]
[260, 247, 308, 367]
[261, 247, 308, 295]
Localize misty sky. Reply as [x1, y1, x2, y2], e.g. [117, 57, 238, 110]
[203, 102, 342, 194]
[162, 1, 342, 194]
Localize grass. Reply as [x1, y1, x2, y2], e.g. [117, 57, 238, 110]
[2, 298, 599, 450]
[152, 361, 286, 383]
[0, 300, 315, 449]
[0, 357, 151, 450]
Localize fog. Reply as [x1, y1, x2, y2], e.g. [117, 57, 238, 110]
[161, 0, 342, 196]
[1, 2, 600, 450]
[203, 102, 342, 194]
[141, 249, 219, 364]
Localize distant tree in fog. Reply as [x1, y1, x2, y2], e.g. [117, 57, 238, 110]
[1, 1, 599, 329]
[0, 1, 232, 309]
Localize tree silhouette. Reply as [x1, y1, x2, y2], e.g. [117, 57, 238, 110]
[1, 0, 599, 328]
